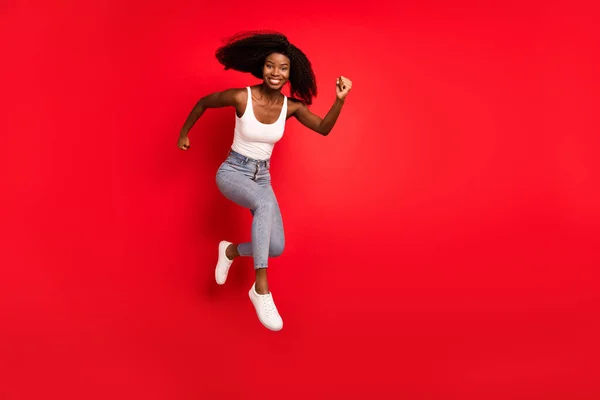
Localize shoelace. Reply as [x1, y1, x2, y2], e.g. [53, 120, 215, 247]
[261, 294, 277, 317]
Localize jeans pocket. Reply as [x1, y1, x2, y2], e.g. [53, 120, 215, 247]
[217, 161, 234, 176]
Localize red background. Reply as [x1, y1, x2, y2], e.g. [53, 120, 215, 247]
[1, 1, 599, 399]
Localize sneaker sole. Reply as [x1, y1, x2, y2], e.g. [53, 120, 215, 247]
[215, 241, 230, 285]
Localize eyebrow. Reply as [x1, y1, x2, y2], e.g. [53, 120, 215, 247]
[266, 61, 289, 66]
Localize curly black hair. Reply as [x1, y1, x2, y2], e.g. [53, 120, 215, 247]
[215, 31, 317, 105]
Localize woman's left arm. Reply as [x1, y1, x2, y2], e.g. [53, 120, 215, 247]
[293, 76, 353, 136]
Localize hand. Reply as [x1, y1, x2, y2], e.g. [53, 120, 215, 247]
[336, 76, 353, 100]
[178, 135, 190, 150]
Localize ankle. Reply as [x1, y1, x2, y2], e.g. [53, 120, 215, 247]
[225, 244, 238, 260]
[255, 283, 269, 295]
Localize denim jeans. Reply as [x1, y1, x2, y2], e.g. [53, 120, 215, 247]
[215, 150, 285, 269]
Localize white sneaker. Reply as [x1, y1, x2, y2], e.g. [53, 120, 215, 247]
[249, 283, 283, 331]
[215, 240, 234, 285]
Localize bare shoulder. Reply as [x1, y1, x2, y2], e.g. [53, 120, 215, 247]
[201, 87, 247, 109]
[224, 87, 247, 106]
[286, 96, 306, 114]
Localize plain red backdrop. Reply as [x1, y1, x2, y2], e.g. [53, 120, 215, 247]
[1, 0, 599, 399]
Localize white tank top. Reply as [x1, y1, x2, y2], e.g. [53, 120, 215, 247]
[231, 87, 287, 160]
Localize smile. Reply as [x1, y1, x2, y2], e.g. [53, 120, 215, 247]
[268, 78, 282, 85]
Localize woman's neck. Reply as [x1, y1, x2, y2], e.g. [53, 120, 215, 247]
[257, 83, 282, 104]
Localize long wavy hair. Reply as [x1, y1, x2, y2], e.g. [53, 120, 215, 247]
[215, 31, 317, 105]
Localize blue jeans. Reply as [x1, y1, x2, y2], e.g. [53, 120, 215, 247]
[215, 150, 285, 269]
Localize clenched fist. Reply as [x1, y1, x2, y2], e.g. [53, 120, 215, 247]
[178, 135, 190, 150]
[336, 76, 353, 100]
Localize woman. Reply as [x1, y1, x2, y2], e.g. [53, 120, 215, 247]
[177, 31, 352, 331]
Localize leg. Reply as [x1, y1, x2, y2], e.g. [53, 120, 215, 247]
[226, 202, 284, 259]
[216, 164, 284, 331]
[216, 170, 276, 274]
[232, 186, 284, 294]
[235, 186, 285, 258]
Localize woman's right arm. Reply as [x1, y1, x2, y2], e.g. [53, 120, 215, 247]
[178, 88, 243, 147]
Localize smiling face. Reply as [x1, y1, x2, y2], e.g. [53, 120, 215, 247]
[262, 53, 290, 90]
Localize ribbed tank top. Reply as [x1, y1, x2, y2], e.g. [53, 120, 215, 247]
[231, 87, 287, 160]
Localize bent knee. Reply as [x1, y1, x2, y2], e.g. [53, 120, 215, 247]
[269, 240, 285, 257]
[259, 198, 277, 213]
